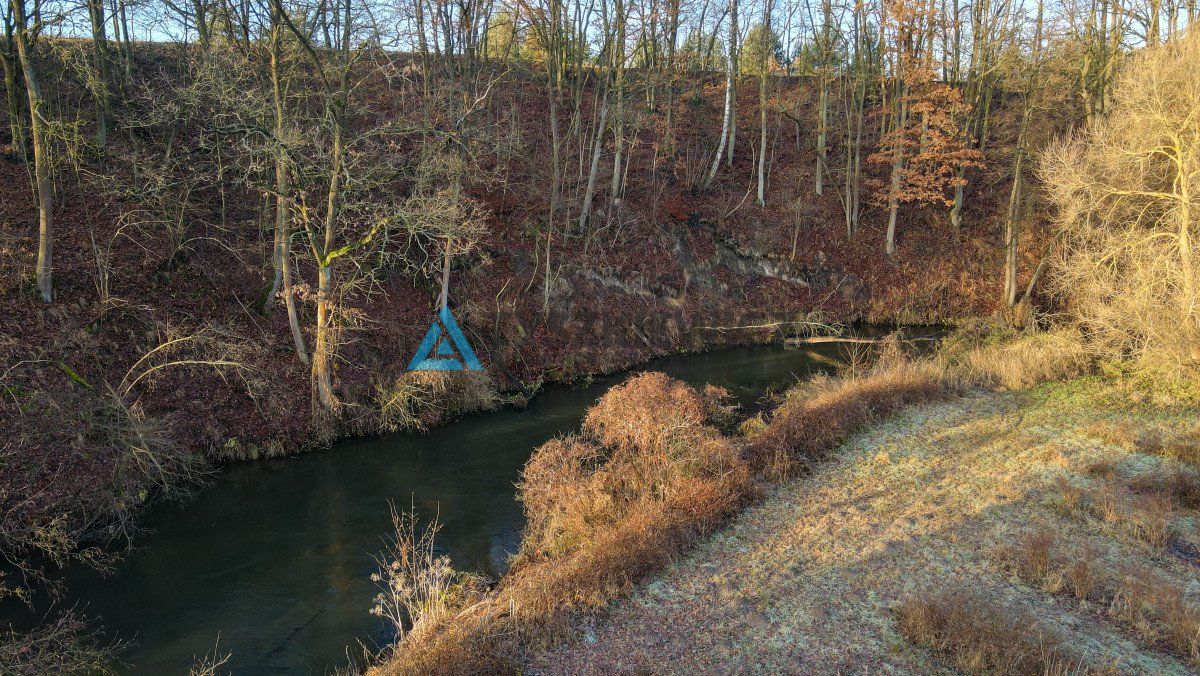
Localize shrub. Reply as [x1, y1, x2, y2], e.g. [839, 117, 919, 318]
[370, 507, 458, 648]
[897, 588, 1081, 674]
[521, 372, 747, 564]
[377, 373, 750, 674]
[0, 610, 120, 676]
[1040, 31, 1200, 382]
[1066, 545, 1098, 601]
[953, 329, 1091, 389]
[376, 371, 498, 432]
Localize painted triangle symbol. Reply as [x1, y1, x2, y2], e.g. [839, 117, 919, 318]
[407, 306, 483, 371]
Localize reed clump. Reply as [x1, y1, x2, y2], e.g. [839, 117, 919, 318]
[897, 588, 1082, 675]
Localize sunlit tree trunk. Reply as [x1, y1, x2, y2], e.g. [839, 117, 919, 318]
[884, 91, 907, 256]
[12, 0, 51, 302]
[755, 0, 771, 206]
[268, 1, 309, 363]
[725, 0, 738, 168]
[579, 82, 610, 234]
[705, 0, 737, 188]
[1, 11, 24, 156]
[609, 0, 626, 199]
[1003, 0, 1043, 309]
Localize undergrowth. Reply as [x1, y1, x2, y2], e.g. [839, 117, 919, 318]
[896, 588, 1089, 675]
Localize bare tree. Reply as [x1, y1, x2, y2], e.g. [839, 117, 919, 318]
[704, 0, 737, 188]
[1042, 30, 1200, 377]
[9, 0, 52, 302]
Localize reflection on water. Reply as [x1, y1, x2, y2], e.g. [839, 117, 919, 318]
[9, 341, 874, 674]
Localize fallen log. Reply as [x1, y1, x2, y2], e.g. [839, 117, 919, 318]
[783, 335, 941, 346]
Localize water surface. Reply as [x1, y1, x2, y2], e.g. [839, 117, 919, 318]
[15, 342, 866, 673]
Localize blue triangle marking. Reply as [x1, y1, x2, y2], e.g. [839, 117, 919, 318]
[407, 305, 483, 371]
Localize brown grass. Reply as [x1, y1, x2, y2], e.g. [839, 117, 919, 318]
[372, 373, 749, 674]
[942, 327, 1091, 390]
[1111, 566, 1200, 661]
[1082, 420, 1139, 448]
[746, 359, 950, 479]
[1085, 420, 1200, 467]
[1066, 545, 1098, 601]
[1055, 476, 1086, 512]
[375, 371, 498, 433]
[996, 509, 1200, 664]
[896, 588, 1084, 674]
[1070, 477, 1171, 547]
[1156, 428, 1200, 466]
[1131, 467, 1200, 510]
[374, 331, 1153, 673]
[1007, 529, 1057, 586]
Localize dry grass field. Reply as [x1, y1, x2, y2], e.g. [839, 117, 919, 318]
[531, 378, 1200, 674]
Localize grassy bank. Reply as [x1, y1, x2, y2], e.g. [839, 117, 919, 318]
[532, 376, 1200, 673]
[367, 338, 959, 673]
[365, 324, 1200, 674]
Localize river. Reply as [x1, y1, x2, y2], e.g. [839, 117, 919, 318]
[11, 341, 875, 674]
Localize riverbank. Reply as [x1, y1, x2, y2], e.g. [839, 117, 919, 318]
[531, 377, 1200, 673]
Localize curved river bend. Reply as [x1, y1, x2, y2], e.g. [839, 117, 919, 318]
[20, 342, 872, 673]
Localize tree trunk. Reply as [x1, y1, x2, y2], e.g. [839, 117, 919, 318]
[725, 0, 738, 168]
[1002, 148, 1022, 306]
[313, 264, 335, 409]
[608, 0, 625, 199]
[885, 91, 907, 256]
[579, 83, 610, 235]
[1, 28, 23, 156]
[816, 79, 827, 196]
[756, 67, 766, 206]
[86, 0, 111, 149]
[266, 8, 285, 309]
[704, 0, 737, 188]
[12, 0, 51, 302]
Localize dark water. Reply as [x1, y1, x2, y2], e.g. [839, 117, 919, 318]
[11, 341, 868, 674]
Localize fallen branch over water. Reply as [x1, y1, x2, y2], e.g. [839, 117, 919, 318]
[784, 335, 941, 345]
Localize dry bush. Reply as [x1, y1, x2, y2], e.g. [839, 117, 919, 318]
[376, 371, 499, 432]
[0, 610, 120, 676]
[897, 588, 1081, 674]
[1040, 31, 1200, 383]
[1082, 420, 1138, 447]
[1131, 467, 1200, 510]
[747, 358, 950, 479]
[523, 372, 747, 562]
[517, 435, 609, 558]
[1067, 479, 1177, 547]
[370, 505, 489, 659]
[1055, 476, 1086, 512]
[188, 640, 232, 676]
[999, 530, 1098, 601]
[1111, 566, 1200, 661]
[737, 413, 769, 438]
[1125, 493, 1175, 547]
[581, 371, 709, 455]
[1067, 545, 1098, 601]
[1007, 529, 1057, 588]
[375, 374, 749, 674]
[1156, 428, 1200, 466]
[370, 507, 456, 642]
[955, 329, 1091, 389]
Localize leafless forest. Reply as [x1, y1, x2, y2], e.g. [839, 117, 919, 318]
[1, 0, 1197, 669]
